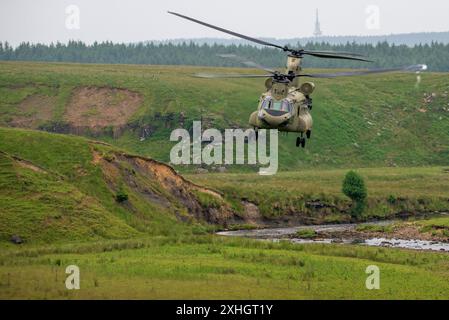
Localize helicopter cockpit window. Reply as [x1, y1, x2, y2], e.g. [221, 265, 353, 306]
[262, 98, 292, 113]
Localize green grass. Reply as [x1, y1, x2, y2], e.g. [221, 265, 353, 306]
[416, 216, 449, 237]
[2, 235, 449, 299]
[295, 229, 318, 239]
[0, 61, 448, 171]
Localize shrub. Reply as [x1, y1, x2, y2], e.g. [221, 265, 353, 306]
[115, 190, 128, 203]
[387, 195, 397, 204]
[342, 171, 367, 217]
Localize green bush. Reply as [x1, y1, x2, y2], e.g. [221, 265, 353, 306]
[115, 190, 128, 203]
[387, 195, 397, 204]
[342, 171, 367, 217]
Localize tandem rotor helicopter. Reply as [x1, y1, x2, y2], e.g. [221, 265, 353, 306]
[168, 11, 427, 148]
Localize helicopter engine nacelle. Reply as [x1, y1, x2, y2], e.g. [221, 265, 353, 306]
[299, 82, 315, 95]
[287, 55, 302, 73]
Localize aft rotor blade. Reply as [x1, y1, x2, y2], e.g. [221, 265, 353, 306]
[300, 64, 428, 79]
[194, 73, 272, 79]
[217, 54, 277, 74]
[168, 11, 286, 50]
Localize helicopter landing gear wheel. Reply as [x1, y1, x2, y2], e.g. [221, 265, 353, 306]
[306, 130, 312, 139]
[296, 137, 306, 148]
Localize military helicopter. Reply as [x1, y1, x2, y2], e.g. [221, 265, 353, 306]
[168, 11, 427, 148]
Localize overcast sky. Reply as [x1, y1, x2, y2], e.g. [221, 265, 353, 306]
[1, 0, 448, 46]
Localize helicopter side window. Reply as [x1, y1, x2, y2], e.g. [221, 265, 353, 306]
[280, 100, 292, 113]
[262, 98, 272, 110]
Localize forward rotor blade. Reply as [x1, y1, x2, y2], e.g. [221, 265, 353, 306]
[299, 64, 428, 79]
[217, 54, 277, 74]
[168, 11, 285, 50]
[302, 50, 367, 57]
[193, 73, 272, 79]
[168, 12, 371, 61]
[303, 51, 372, 62]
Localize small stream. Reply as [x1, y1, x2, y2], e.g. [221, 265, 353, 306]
[218, 220, 449, 253]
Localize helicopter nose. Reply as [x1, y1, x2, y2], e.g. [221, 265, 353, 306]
[264, 109, 289, 117]
[259, 109, 292, 126]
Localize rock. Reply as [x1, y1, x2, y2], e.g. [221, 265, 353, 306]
[306, 200, 331, 209]
[10, 235, 23, 244]
[217, 167, 227, 173]
[195, 168, 209, 174]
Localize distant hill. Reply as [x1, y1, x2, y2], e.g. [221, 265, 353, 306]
[158, 31, 449, 47]
[0, 61, 448, 172]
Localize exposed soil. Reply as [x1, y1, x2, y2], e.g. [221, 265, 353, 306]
[240, 201, 262, 225]
[10, 94, 56, 128]
[91, 148, 234, 224]
[14, 158, 48, 174]
[64, 87, 143, 136]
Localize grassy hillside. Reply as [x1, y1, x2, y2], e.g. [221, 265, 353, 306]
[0, 61, 448, 172]
[0, 127, 230, 243]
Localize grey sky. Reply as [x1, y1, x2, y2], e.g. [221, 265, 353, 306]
[1, 0, 448, 46]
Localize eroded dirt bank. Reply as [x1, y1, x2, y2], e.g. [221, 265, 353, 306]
[90, 143, 235, 224]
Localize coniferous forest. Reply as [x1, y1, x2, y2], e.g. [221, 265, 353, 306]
[0, 40, 448, 71]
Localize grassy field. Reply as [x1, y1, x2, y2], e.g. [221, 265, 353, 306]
[0, 61, 448, 171]
[2, 235, 449, 299]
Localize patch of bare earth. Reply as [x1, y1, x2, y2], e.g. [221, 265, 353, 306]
[10, 94, 56, 128]
[14, 158, 47, 174]
[64, 87, 143, 136]
[90, 148, 234, 224]
[241, 201, 262, 226]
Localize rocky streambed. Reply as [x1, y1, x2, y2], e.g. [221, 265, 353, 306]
[218, 218, 449, 253]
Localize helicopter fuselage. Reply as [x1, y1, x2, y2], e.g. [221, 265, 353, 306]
[249, 88, 313, 134]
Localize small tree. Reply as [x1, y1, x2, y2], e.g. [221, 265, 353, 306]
[342, 171, 367, 217]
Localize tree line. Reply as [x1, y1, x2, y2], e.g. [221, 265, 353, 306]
[0, 40, 448, 71]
